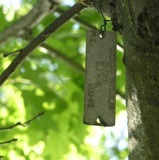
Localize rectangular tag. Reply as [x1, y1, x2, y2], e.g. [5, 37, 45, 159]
[84, 30, 116, 126]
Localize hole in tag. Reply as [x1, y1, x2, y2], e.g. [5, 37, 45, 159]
[99, 32, 104, 39]
[96, 118, 101, 124]
[96, 117, 107, 126]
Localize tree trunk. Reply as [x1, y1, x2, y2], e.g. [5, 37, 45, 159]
[101, 0, 159, 159]
[118, 0, 159, 159]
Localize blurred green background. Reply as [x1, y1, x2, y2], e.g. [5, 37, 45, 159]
[0, 0, 127, 159]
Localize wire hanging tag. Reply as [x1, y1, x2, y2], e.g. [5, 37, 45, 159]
[98, 0, 111, 38]
[99, 19, 107, 39]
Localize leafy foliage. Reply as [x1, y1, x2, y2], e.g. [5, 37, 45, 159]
[0, 0, 127, 159]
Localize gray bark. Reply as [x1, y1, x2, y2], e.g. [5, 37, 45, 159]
[122, 1, 159, 159]
[99, 0, 159, 159]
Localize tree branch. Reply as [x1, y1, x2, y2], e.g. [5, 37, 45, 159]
[0, 3, 86, 86]
[0, 112, 44, 131]
[56, 7, 98, 30]
[0, 0, 58, 45]
[0, 138, 18, 145]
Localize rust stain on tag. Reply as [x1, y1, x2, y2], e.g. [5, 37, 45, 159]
[84, 30, 116, 126]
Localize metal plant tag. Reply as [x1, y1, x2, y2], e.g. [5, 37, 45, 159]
[84, 30, 116, 126]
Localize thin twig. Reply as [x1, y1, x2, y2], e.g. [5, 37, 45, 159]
[22, 112, 44, 127]
[3, 50, 21, 58]
[0, 122, 21, 131]
[0, 138, 18, 145]
[0, 3, 86, 86]
[0, 112, 44, 131]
